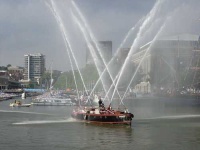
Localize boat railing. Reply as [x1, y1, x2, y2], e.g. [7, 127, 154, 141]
[105, 109, 115, 114]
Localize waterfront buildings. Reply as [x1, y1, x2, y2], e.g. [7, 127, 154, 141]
[0, 70, 21, 90]
[86, 41, 112, 65]
[131, 34, 200, 94]
[98, 41, 112, 63]
[85, 41, 112, 91]
[118, 48, 130, 64]
[22, 53, 45, 87]
[7, 66, 24, 81]
[0, 70, 9, 90]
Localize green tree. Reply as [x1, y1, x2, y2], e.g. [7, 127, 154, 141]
[7, 64, 11, 68]
[41, 72, 51, 89]
[54, 64, 99, 91]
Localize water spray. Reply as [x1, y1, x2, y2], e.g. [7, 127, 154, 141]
[71, 12, 108, 101]
[90, 17, 145, 100]
[111, 0, 164, 102]
[48, 0, 89, 97]
[72, 1, 123, 100]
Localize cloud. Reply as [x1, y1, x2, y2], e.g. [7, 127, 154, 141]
[0, 0, 69, 70]
[0, 0, 199, 72]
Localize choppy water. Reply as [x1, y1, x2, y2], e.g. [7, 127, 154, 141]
[1, 96, 200, 150]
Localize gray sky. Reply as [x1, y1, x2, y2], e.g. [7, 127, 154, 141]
[0, 0, 200, 71]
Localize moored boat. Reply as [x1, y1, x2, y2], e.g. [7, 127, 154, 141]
[21, 92, 26, 99]
[31, 98, 76, 106]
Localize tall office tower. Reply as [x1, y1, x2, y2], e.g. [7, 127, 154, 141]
[86, 41, 112, 65]
[24, 53, 45, 82]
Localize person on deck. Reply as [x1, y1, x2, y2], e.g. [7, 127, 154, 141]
[98, 96, 104, 108]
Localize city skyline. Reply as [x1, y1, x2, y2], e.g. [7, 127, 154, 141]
[0, 0, 200, 71]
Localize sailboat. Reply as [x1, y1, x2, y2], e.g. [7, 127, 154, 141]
[32, 63, 76, 106]
[21, 92, 26, 99]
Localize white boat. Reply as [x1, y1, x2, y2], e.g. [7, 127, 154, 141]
[10, 101, 31, 107]
[31, 98, 76, 106]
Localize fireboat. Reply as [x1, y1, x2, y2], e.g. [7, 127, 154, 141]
[71, 97, 134, 126]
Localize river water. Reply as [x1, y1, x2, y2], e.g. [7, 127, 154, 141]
[1, 96, 200, 150]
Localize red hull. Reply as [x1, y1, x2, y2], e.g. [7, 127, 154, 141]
[71, 107, 134, 126]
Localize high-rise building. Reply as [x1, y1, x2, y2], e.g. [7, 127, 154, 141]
[86, 41, 112, 65]
[118, 48, 130, 64]
[24, 53, 45, 82]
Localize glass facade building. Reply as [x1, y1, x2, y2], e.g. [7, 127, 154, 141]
[24, 53, 45, 82]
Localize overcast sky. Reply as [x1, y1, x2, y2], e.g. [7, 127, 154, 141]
[0, 0, 200, 71]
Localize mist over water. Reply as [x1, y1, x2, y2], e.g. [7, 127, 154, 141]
[35, 0, 200, 119]
[43, 0, 200, 105]
[111, 0, 179, 101]
[71, 1, 123, 99]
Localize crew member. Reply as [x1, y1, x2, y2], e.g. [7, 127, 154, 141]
[98, 96, 104, 108]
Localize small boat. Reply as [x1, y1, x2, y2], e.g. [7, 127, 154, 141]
[71, 105, 134, 126]
[10, 100, 31, 107]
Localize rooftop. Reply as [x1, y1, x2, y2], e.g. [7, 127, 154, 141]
[24, 53, 45, 57]
[159, 34, 199, 41]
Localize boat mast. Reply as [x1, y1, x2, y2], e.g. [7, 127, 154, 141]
[49, 61, 54, 96]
